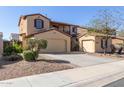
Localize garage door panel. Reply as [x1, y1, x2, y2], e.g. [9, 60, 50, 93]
[41, 39, 66, 53]
[82, 40, 94, 53]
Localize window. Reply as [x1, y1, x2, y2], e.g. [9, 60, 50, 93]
[64, 26, 69, 32]
[101, 38, 108, 49]
[72, 27, 77, 33]
[34, 19, 44, 29]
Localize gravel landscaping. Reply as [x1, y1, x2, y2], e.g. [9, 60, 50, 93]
[0, 58, 76, 81]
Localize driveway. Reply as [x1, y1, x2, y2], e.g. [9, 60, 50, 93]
[40, 54, 120, 67]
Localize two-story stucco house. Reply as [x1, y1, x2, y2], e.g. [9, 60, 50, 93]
[0, 32, 3, 56]
[19, 13, 112, 53]
[19, 14, 82, 53]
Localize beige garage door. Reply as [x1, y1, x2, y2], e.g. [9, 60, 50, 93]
[41, 39, 67, 53]
[82, 40, 94, 53]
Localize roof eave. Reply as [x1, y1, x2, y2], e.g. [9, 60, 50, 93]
[25, 28, 72, 38]
[18, 14, 51, 26]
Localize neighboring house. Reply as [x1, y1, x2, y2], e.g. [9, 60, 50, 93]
[112, 36, 124, 45]
[19, 13, 112, 53]
[10, 33, 19, 41]
[0, 32, 3, 56]
[78, 33, 112, 53]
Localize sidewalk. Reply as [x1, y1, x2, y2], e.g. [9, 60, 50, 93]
[0, 61, 124, 87]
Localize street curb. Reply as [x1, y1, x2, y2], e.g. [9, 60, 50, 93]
[63, 71, 124, 87]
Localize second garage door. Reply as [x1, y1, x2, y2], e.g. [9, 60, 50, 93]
[41, 39, 67, 53]
[82, 40, 95, 53]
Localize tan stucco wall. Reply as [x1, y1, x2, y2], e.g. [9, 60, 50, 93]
[19, 15, 50, 41]
[77, 27, 88, 36]
[112, 38, 124, 45]
[19, 18, 27, 41]
[21, 34, 28, 49]
[33, 30, 71, 52]
[26, 15, 50, 36]
[0, 34, 3, 56]
[79, 35, 95, 52]
[95, 36, 112, 53]
[79, 35, 112, 53]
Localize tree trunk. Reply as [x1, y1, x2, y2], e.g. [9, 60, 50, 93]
[104, 36, 108, 55]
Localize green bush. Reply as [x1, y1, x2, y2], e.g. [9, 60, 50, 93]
[4, 46, 15, 56]
[13, 43, 23, 53]
[23, 50, 36, 61]
[32, 51, 38, 59]
[3, 42, 23, 56]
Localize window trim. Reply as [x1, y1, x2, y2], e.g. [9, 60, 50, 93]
[34, 19, 44, 29]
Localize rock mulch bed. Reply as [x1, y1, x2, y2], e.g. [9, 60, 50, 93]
[0, 59, 76, 81]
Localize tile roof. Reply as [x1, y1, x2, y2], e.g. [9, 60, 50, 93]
[25, 28, 72, 38]
[18, 13, 51, 26]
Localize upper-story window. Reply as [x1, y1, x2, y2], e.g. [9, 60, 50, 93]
[34, 19, 44, 29]
[64, 26, 69, 32]
[72, 27, 77, 33]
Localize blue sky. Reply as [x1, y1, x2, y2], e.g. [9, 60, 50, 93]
[0, 6, 124, 40]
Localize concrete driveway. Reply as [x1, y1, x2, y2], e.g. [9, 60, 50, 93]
[40, 54, 120, 67]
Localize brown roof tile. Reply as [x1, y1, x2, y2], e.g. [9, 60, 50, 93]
[25, 28, 71, 38]
[112, 36, 124, 40]
[18, 13, 51, 26]
[78, 32, 112, 38]
[51, 21, 79, 26]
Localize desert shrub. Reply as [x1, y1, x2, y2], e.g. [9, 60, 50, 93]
[22, 39, 47, 61]
[3, 42, 23, 56]
[111, 44, 116, 54]
[3, 46, 15, 56]
[27, 38, 47, 60]
[23, 50, 36, 61]
[32, 51, 38, 59]
[13, 43, 23, 53]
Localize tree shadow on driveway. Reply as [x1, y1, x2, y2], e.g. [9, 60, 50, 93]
[37, 59, 70, 64]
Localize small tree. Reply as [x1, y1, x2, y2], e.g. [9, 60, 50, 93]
[117, 30, 124, 37]
[27, 38, 47, 60]
[87, 9, 122, 54]
[28, 38, 47, 50]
